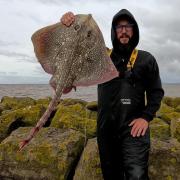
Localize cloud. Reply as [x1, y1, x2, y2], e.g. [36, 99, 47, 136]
[0, 75, 49, 84]
[0, 40, 21, 47]
[0, 49, 36, 63]
[0, 72, 7, 76]
[32, 65, 52, 78]
[13, 11, 43, 25]
[0, 0, 180, 83]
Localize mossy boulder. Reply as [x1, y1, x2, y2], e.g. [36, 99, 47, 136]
[36, 97, 52, 105]
[150, 118, 170, 140]
[175, 105, 180, 112]
[162, 96, 180, 108]
[156, 103, 175, 119]
[51, 103, 97, 138]
[60, 98, 87, 106]
[171, 117, 180, 142]
[149, 138, 180, 180]
[0, 127, 85, 180]
[0, 104, 5, 116]
[86, 110, 97, 120]
[172, 97, 180, 108]
[162, 96, 174, 107]
[74, 138, 103, 180]
[85, 101, 98, 119]
[0, 104, 47, 142]
[161, 112, 180, 125]
[0, 96, 36, 111]
[86, 101, 98, 112]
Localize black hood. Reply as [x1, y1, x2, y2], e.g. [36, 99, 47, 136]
[111, 9, 139, 58]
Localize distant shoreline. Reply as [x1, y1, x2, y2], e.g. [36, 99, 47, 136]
[0, 83, 180, 85]
[0, 84, 180, 101]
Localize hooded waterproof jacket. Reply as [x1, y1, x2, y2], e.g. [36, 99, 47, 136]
[97, 9, 164, 132]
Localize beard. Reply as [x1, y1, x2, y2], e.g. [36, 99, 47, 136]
[114, 34, 134, 56]
[118, 33, 131, 44]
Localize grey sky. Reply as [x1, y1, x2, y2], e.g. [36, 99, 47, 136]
[0, 0, 180, 84]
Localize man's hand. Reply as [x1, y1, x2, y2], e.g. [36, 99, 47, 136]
[129, 118, 149, 137]
[60, 11, 75, 27]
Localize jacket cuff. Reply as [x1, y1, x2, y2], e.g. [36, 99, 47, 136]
[141, 113, 153, 122]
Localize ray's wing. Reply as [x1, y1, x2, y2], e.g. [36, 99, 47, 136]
[31, 23, 61, 74]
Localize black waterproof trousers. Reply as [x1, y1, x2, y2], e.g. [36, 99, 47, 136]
[97, 123, 150, 180]
[97, 69, 156, 180]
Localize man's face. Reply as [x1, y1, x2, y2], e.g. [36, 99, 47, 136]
[115, 19, 133, 44]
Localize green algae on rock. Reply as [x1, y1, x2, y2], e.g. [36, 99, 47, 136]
[86, 101, 98, 111]
[170, 117, 180, 142]
[156, 103, 175, 119]
[0, 96, 36, 111]
[60, 98, 88, 107]
[0, 127, 85, 180]
[0, 104, 47, 142]
[162, 97, 180, 109]
[150, 118, 170, 140]
[74, 138, 103, 180]
[149, 138, 180, 180]
[161, 112, 180, 125]
[36, 97, 52, 105]
[51, 103, 97, 138]
[175, 105, 180, 112]
[0, 104, 5, 116]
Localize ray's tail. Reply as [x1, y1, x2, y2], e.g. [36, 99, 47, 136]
[18, 93, 59, 151]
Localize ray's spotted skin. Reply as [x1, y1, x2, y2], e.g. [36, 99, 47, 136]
[19, 14, 118, 151]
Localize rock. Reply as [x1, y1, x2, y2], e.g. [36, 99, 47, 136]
[162, 96, 180, 108]
[85, 110, 97, 120]
[86, 101, 98, 111]
[74, 138, 103, 180]
[150, 118, 170, 140]
[60, 98, 87, 106]
[0, 104, 5, 116]
[172, 97, 180, 108]
[85, 101, 98, 120]
[161, 112, 180, 125]
[0, 96, 36, 111]
[149, 138, 180, 180]
[175, 105, 180, 112]
[0, 127, 85, 180]
[156, 103, 174, 119]
[171, 117, 180, 142]
[50, 103, 97, 138]
[162, 97, 174, 107]
[36, 97, 52, 105]
[0, 104, 47, 142]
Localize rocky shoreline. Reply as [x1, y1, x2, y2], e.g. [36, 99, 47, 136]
[0, 96, 180, 180]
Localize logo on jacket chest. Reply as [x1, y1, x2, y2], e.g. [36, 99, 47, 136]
[120, 98, 131, 105]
